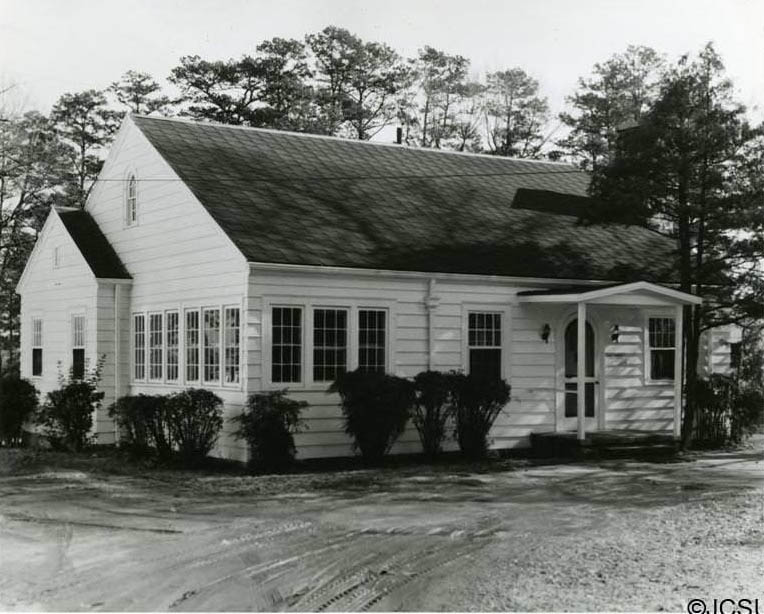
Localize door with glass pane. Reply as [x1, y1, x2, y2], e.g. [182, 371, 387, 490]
[560, 318, 598, 431]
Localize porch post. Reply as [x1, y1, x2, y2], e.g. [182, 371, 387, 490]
[673, 304, 684, 439]
[577, 301, 587, 441]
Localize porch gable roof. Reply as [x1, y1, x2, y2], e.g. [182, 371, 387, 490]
[517, 281, 701, 305]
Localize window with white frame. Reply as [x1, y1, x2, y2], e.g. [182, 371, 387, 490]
[468, 312, 502, 381]
[166, 311, 179, 382]
[224, 307, 240, 384]
[358, 309, 386, 373]
[185, 309, 200, 382]
[32, 318, 43, 377]
[313, 308, 348, 382]
[134, 314, 146, 380]
[203, 308, 221, 383]
[148, 313, 163, 381]
[126, 174, 137, 226]
[72, 315, 86, 380]
[272, 306, 302, 383]
[53, 246, 62, 268]
[648, 317, 675, 381]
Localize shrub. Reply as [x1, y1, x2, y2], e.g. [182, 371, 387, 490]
[0, 375, 38, 447]
[411, 370, 453, 459]
[109, 394, 172, 459]
[329, 370, 414, 464]
[232, 390, 308, 471]
[450, 372, 511, 459]
[165, 388, 223, 466]
[694, 374, 764, 447]
[36, 362, 105, 452]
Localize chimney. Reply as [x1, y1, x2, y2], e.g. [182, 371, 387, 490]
[396, 127, 403, 145]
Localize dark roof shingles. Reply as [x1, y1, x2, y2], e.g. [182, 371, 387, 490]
[58, 210, 131, 280]
[132, 116, 677, 282]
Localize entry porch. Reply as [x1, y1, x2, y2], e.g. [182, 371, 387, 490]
[516, 281, 702, 442]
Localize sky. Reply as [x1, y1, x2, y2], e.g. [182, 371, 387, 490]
[1, 0, 763, 131]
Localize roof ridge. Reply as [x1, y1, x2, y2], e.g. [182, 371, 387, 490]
[129, 113, 579, 169]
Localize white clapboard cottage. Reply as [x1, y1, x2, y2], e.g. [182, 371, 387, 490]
[16, 115, 735, 460]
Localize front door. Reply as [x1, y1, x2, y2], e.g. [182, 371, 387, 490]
[560, 318, 598, 431]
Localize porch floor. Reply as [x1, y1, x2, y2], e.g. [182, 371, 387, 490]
[529, 429, 679, 460]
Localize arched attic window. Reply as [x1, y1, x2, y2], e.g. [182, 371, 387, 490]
[126, 174, 138, 226]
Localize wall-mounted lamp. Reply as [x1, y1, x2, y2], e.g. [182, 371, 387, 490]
[610, 324, 620, 343]
[541, 323, 551, 343]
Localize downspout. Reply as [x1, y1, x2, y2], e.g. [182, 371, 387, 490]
[425, 278, 439, 371]
[114, 283, 120, 444]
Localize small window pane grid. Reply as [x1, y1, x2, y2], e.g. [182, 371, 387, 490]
[272, 307, 302, 383]
[358, 309, 386, 374]
[224, 307, 240, 384]
[203, 308, 221, 383]
[134, 314, 146, 380]
[32, 318, 43, 376]
[185, 310, 200, 382]
[149, 313, 163, 381]
[126, 175, 137, 225]
[313, 308, 348, 382]
[71, 315, 86, 380]
[166, 311, 179, 382]
[648, 317, 676, 381]
[468, 312, 501, 347]
[468, 312, 501, 381]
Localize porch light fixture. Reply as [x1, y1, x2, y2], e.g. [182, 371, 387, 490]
[541, 323, 551, 343]
[610, 324, 620, 343]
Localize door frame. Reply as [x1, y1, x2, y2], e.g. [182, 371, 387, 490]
[554, 310, 605, 433]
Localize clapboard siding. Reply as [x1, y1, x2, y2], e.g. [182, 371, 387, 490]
[18, 212, 101, 438]
[84, 117, 249, 456]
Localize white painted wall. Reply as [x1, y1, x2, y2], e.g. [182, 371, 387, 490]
[84, 117, 250, 458]
[247, 268, 714, 460]
[17, 211, 103, 438]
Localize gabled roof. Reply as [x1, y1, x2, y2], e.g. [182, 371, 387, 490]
[57, 209, 131, 279]
[518, 281, 701, 305]
[131, 115, 678, 282]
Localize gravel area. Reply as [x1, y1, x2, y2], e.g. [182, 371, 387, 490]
[0, 442, 762, 611]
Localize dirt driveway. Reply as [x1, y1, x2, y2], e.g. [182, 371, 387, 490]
[1, 443, 763, 612]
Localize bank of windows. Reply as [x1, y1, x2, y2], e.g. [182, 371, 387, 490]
[132, 306, 240, 386]
[647, 316, 676, 382]
[271, 306, 388, 385]
[31, 318, 43, 377]
[467, 311, 502, 382]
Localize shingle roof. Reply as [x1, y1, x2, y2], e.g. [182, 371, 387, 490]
[132, 115, 678, 282]
[58, 209, 131, 279]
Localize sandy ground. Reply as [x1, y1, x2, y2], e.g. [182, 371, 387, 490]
[0, 442, 763, 612]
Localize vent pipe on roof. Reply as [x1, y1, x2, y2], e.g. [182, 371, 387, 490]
[396, 127, 403, 145]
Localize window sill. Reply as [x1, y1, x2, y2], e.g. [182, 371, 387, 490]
[644, 379, 675, 387]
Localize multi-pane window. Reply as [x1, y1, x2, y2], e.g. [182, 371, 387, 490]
[166, 311, 179, 382]
[272, 307, 302, 383]
[358, 309, 386, 373]
[203, 308, 221, 383]
[148, 313, 163, 381]
[185, 310, 200, 382]
[468, 312, 502, 381]
[72, 315, 86, 380]
[224, 307, 240, 384]
[126, 174, 137, 225]
[313, 308, 348, 382]
[32, 318, 43, 376]
[648, 317, 675, 381]
[134, 314, 146, 380]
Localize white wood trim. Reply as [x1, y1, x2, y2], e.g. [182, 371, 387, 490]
[643, 309, 678, 386]
[673, 305, 684, 439]
[577, 302, 586, 441]
[460, 303, 512, 382]
[519, 281, 702, 306]
[249, 261, 618, 288]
